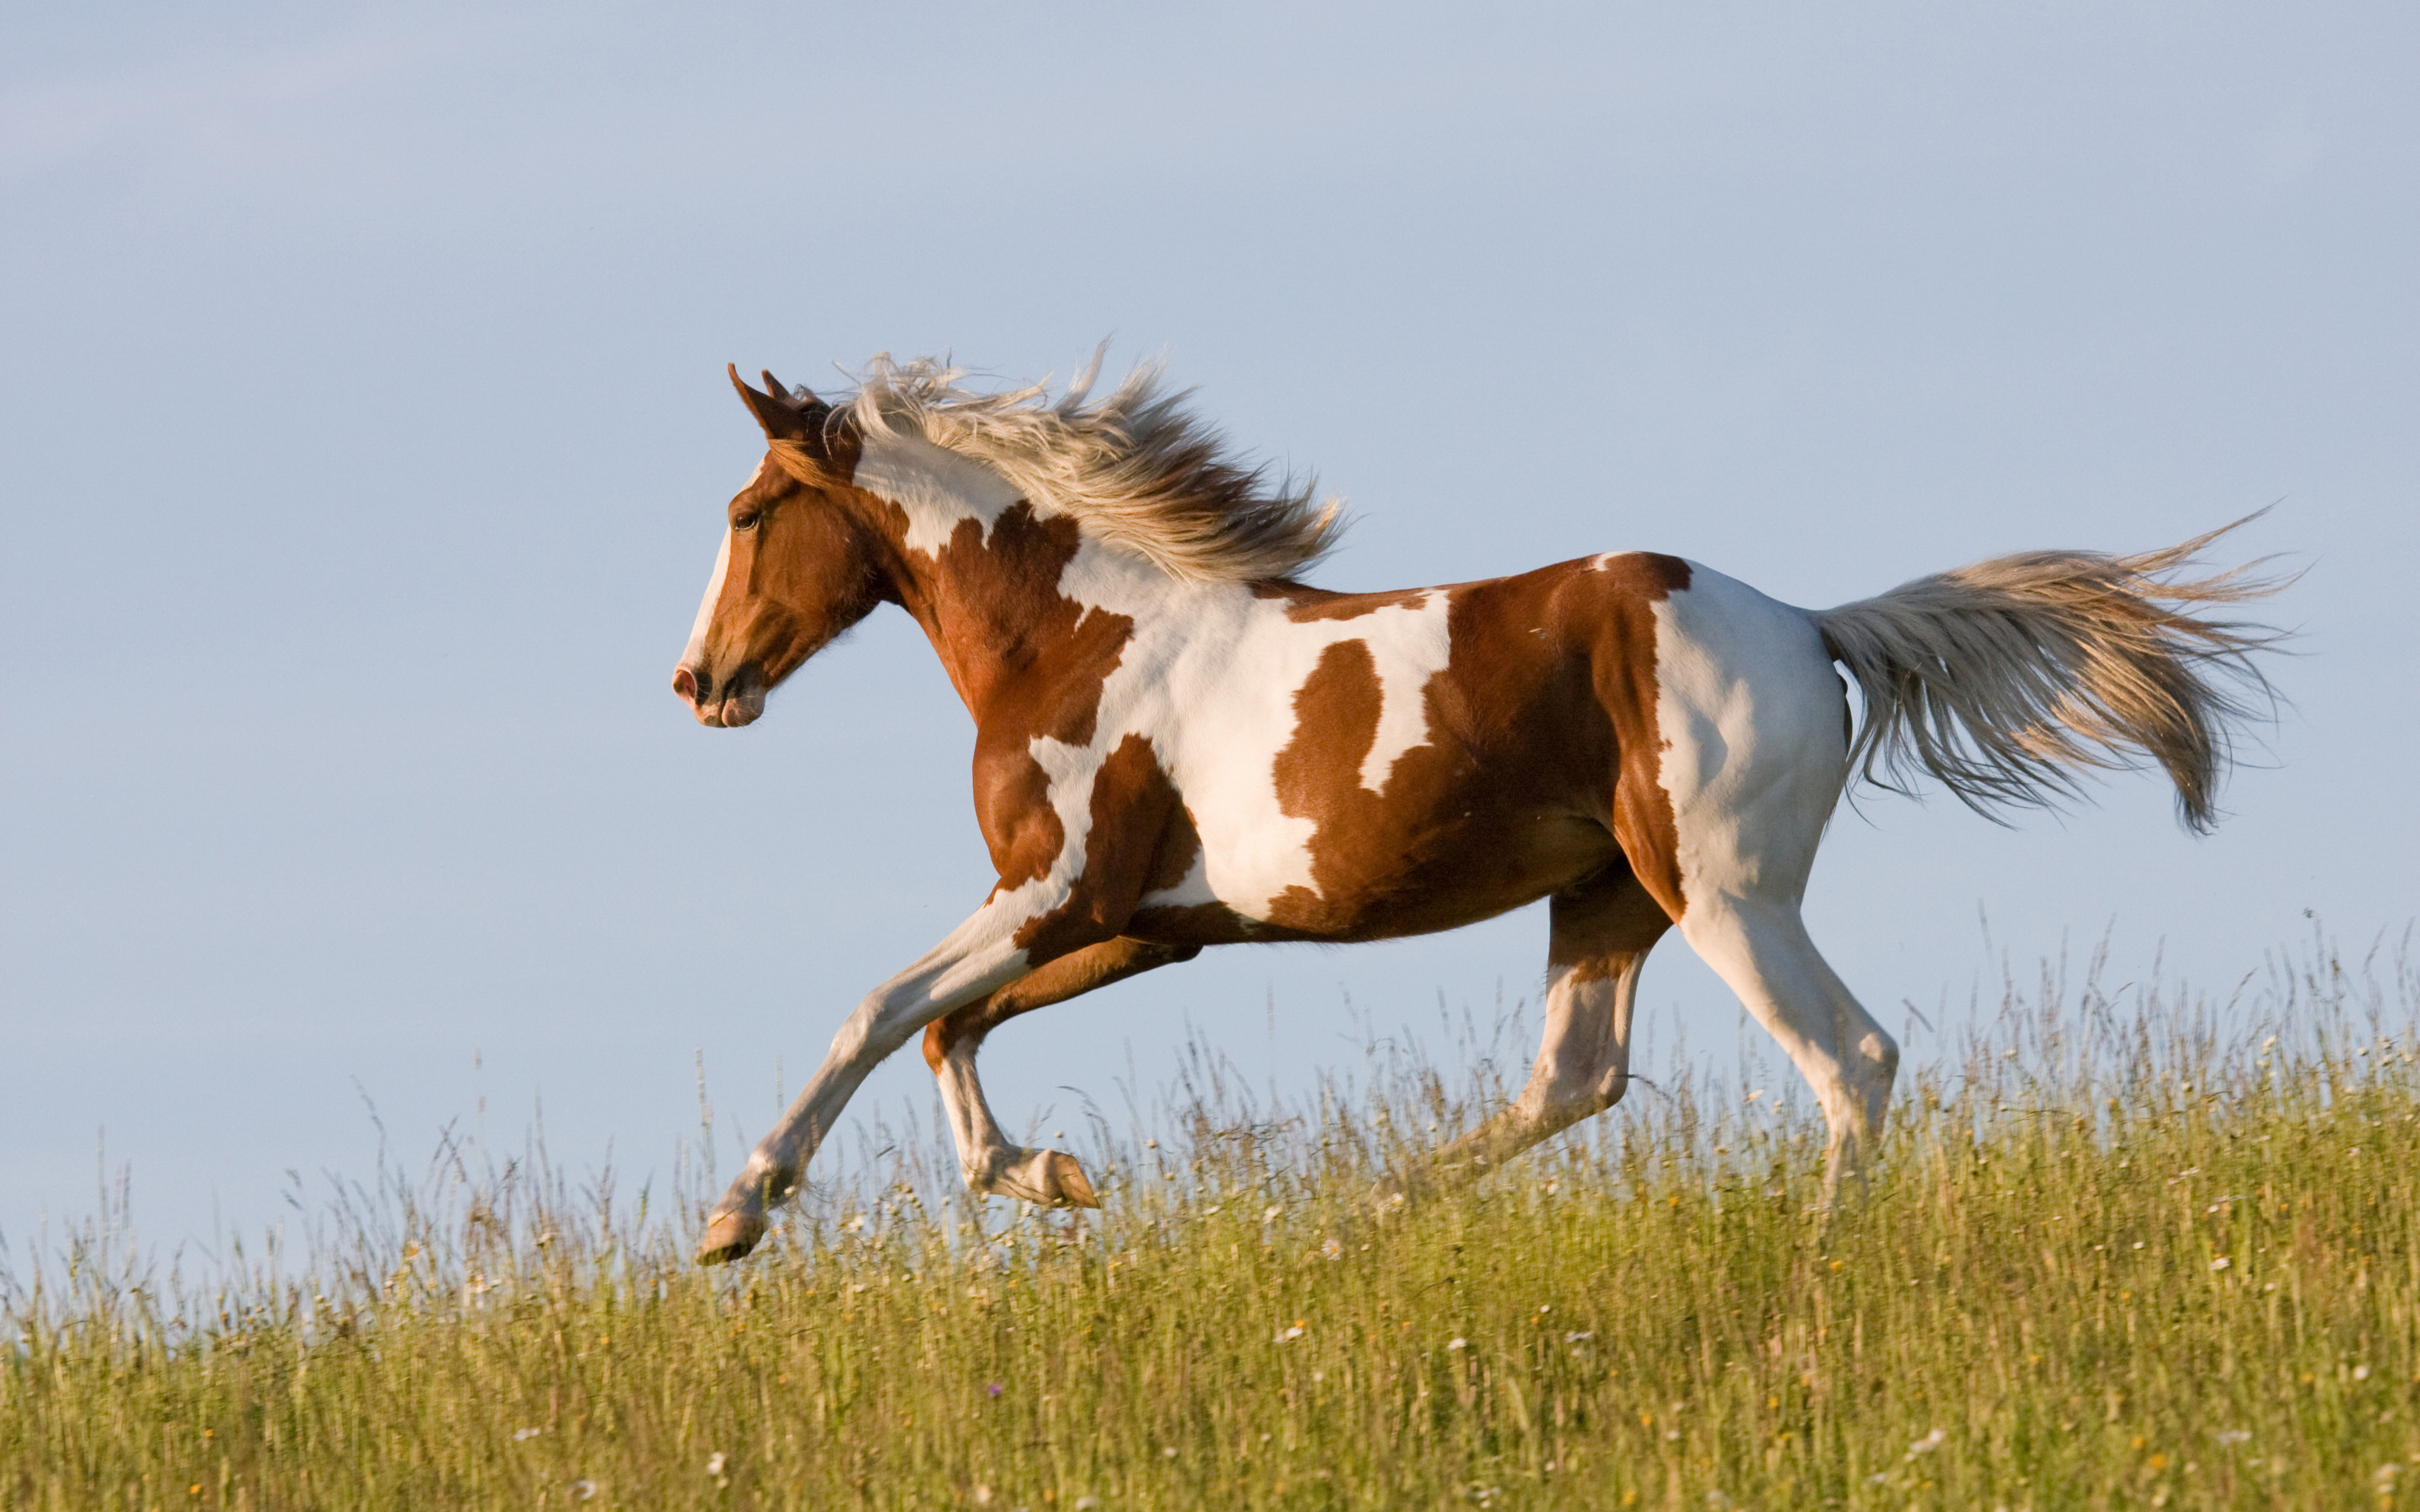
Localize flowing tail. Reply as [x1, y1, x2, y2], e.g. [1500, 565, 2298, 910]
[1813, 517, 2290, 833]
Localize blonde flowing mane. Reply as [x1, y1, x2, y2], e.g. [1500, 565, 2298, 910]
[836, 352, 1346, 584]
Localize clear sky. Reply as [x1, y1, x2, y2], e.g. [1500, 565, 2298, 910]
[3, 3, 2414, 1263]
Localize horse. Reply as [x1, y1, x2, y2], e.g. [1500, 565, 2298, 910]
[671, 353, 2280, 1265]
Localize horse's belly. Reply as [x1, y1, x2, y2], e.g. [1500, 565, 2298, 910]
[1134, 788, 1618, 945]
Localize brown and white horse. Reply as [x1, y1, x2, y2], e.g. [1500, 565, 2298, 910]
[674, 354, 2277, 1265]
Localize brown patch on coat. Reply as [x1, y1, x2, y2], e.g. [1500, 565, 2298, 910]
[1254, 581, 1434, 623]
[915, 504, 1132, 742]
[883, 502, 1135, 890]
[1248, 551, 1695, 939]
[1260, 638, 1403, 933]
[1591, 553, 1691, 917]
[1142, 801, 1204, 895]
[1010, 733, 1185, 962]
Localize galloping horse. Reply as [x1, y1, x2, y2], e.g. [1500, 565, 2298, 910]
[673, 354, 2276, 1265]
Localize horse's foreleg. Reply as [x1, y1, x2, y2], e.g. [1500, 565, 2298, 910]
[697, 895, 1088, 1265]
[924, 937, 1199, 1207]
[1424, 868, 1670, 1183]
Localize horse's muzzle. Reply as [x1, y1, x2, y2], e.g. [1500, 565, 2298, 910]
[672, 664, 765, 728]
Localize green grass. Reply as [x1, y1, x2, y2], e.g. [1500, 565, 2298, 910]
[7, 934, 2419, 1510]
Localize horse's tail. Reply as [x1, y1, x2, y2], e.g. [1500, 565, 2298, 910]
[1812, 517, 2290, 833]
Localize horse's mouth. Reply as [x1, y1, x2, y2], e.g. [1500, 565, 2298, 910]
[696, 692, 765, 727]
[673, 665, 766, 728]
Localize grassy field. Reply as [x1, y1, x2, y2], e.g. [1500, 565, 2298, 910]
[7, 936, 2418, 1510]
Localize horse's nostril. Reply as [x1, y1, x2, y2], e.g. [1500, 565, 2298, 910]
[673, 665, 704, 702]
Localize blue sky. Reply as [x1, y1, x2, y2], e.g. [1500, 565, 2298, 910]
[3, 3, 2414, 1260]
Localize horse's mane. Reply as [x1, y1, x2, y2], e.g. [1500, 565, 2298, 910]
[835, 352, 1346, 584]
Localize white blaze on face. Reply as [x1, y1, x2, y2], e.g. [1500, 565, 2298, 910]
[679, 459, 770, 673]
[681, 531, 733, 669]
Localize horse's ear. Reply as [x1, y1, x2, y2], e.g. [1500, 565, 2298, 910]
[762, 370, 823, 411]
[729, 363, 824, 444]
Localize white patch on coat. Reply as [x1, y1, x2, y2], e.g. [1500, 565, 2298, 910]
[855, 429, 1031, 559]
[1044, 538, 1455, 919]
[1356, 592, 1446, 792]
[1649, 566, 1892, 1148]
[1649, 564, 1843, 914]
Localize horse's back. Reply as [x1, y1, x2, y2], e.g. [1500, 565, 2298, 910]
[1123, 553, 1838, 943]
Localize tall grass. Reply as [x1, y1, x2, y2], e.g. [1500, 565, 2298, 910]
[6, 931, 2418, 1510]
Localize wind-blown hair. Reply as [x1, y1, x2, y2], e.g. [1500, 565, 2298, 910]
[835, 351, 1346, 584]
[1816, 517, 2290, 833]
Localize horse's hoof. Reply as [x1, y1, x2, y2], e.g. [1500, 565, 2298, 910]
[1044, 1152, 1101, 1209]
[695, 1209, 765, 1266]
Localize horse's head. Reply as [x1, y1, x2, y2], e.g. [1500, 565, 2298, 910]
[672, 368, 891, 727]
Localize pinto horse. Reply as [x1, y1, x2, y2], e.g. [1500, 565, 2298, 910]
[673, 354, 2277, 1265]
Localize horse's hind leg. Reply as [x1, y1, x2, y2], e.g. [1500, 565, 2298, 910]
[1426, 864, 1671, 1181]
[1678, 895, 1897, 1201]
[922, 936, 1199, 1207]
[1644, 568, 1898, 1200]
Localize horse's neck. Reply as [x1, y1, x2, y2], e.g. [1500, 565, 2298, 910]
[853, 428, 1216, 723]
[871, 497, 1176, 725]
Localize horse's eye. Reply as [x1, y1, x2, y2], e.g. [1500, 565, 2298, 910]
[733, 511, 762, 533]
